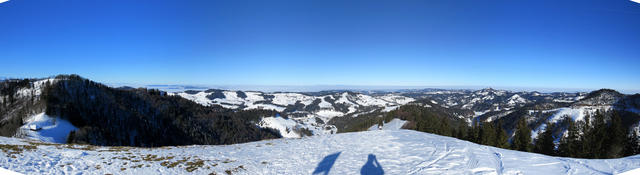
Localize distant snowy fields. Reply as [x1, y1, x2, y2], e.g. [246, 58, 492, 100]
[1, 129, 639, 175]
[172, 90, 414, 137]
[173, 91, 414, 120]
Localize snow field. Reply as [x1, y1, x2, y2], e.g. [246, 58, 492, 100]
[2, 130, 639, 175]
[17, 113, 77, 144]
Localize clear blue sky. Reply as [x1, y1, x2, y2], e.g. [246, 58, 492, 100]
[1, 0, 639, 92]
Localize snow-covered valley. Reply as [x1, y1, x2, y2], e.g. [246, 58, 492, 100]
[173, 90, 414, 120]
[172, 90, 415, 137]
[1, 129, 640, 175]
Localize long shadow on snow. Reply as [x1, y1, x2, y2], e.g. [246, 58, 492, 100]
[360, 154, 384, 175]
[312, 152, 342, 175]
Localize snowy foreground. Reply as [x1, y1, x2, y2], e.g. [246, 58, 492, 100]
[1, 130, 640, 175]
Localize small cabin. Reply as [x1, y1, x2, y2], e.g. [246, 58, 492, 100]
[29, 124, 42, 131]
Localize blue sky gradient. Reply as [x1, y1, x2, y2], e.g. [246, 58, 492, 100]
[1, 0, 639, 92]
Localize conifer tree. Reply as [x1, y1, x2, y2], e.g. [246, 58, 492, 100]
[588, 111, 607, 158]
[625, 131, 640, 156]
[605, 113, 625, 158]
[558, 118, 580, 157]
[456, 124, 468, 140]
[466, 125, 479, 143]
[439, 119, 451, 137]
[495, 121, 510, 149]
[534, 123, 555, 156]
[512, 118, 532, 152]
[580, 114, 592, 158]
[481, 122, 497, 147]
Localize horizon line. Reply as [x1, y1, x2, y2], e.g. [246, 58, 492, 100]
[2, 75, 638, 94]
[107, 83, 640, 94]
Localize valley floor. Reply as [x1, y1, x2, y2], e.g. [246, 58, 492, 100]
[1, 130, 640, 175]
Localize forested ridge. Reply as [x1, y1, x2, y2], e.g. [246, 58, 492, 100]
[1, 75, 282, 147]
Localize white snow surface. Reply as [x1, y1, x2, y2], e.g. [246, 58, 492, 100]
[547, 106, 611, 123]
[244, 103, 286, 112]
[15, 78, 56, 98]
[258, 116, 337, 138]
[258, 116, 302, 138]
[368, 119, 407, 131]
[620, 168, 640, 175]
[315, 110, 345, 122]
[382, 105, 399, 112]
[335, 92, 357, 106]
[244, 91, 265, 101]
[507, 94, 527, 105]
[0, 167, 22, 175]
[318, 97, 333, 108]
[1, 130, 639, 174]
[174, 91, 414, 122]
[173, 91, 216, 106]
[17, 113, 77, 144]
[553, 99, 575, 103]
[531, 106, 612, 140]
[474, 110, 489, 118]
[272, 93, 315, 106]
[353, 94, 388, 106]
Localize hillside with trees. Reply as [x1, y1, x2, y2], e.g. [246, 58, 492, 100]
[1, 75, 281, 147]
[337, 96, 640, 159]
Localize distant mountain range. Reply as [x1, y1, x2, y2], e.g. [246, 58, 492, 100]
[169, 85, 640, 139]
[107, 83, 640, 94]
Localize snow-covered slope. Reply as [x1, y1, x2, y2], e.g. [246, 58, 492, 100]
[405, 88, 589, 125]
[257, 116, 302, 138]
[0, 167, 22, 175]
[573, 89, 623, 106]
[15, 113, 77, 143]
[507, 94, 528, 106]
[1, 130, 639, 175]
[527, 90, 627, 140]
[12, 78, 56, 99]
[257, 116, 336, 138]
[368, 118, 407, 131]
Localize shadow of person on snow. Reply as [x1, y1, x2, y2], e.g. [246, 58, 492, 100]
[312, 152, 342, 175]
[360, 154, 384, 175]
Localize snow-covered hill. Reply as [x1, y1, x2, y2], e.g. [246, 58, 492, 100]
[257, 116, 337, 138]
[406, 88, 585, 111]
[1, 129, 639, 175]
[15, 113, 77, 143]
[173, 90, 413, 119]
[400, 88, 589, 125]
[173, 90, 414, 136]
[368, 118, 407, 131]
